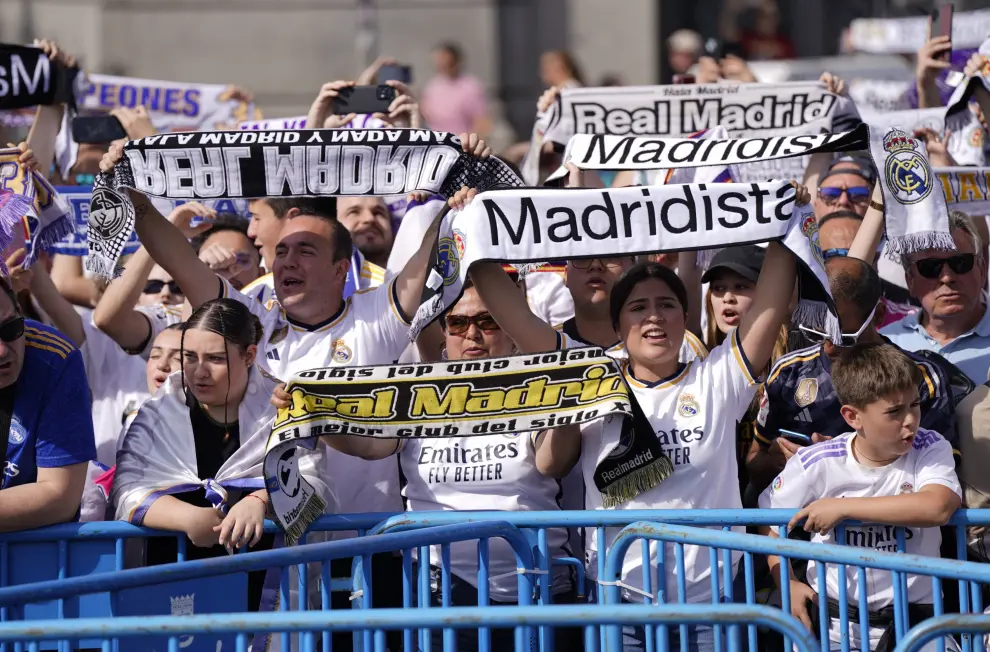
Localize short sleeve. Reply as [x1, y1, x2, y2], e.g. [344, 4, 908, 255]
[133, 303, 184, 360]
[914, 432, 962, 497]
[220, 277, 274, 323]
[36, 350, 97, 468]
[351, 279, 411, 363]
[703, 328, 760, 422]
[758, 454, 817, 509]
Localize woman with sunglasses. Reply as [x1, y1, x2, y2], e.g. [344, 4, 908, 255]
[274, 281, 581, 652]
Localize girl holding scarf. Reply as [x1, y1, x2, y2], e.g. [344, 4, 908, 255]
[112, 298, 333, 612]
[456, 183, 809, 652]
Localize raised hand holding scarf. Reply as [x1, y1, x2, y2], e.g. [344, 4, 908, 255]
[0, 147, 73, 268]
[87, 128, 522, 278]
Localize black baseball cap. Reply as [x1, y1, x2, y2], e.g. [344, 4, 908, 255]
[821, 154, 877, 185]
[701, 245, 765, 284]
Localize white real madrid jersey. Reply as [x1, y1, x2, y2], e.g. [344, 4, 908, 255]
[760, 430, 960, 618]
[398, 432, 572, 601]
[135, 302, 185, 360]
[224, 277, 411, 515]
[79, 310, 150, 466]
[580, 329, 759, 604]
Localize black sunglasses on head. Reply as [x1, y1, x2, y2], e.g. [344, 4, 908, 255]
[913, 254, 976, 279]
[143, 280, 182, 295]
[0, 316, 24, 343]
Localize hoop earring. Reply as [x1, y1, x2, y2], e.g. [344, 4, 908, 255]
[440, 348, 448, 361]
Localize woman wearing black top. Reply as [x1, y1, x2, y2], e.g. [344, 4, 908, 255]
[112, 299, 332, 612]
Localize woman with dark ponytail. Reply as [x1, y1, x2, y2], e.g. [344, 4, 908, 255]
[112, 299, 333, 622]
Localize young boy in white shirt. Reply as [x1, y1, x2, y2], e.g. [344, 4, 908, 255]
[759, 342, 961, 652]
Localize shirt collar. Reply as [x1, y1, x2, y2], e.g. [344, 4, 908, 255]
[910, 302, 990, 339]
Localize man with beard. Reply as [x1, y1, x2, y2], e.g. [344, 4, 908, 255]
[335, 196, 395, 268]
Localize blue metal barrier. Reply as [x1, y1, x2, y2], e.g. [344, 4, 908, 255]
[0, 603, 819, 652]
[603, 522, 990, 652]
[895, 615, 990, 652]
[3, 510, 990, 652]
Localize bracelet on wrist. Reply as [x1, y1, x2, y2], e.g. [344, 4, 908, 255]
[869, 199, 884, 212]
[246, 493, 267, 509]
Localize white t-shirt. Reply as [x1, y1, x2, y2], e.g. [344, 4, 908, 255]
[580, 329, 759, 603]
[134, 303, 185, 360]
[399, 432, 572, 601]
[79, 310, 149, 466]
[526, 268, 575, 327]
[223, 277, 409, 515]
[759, 430, 960, 616]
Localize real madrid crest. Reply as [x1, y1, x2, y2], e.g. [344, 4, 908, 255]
[452, 229, 467, 259]
[882, 128, 933, 205]
[800, 213, 824, 267]
[332, 338, 353, 364]
[794, 378, 818, 408]
[436, 236, 461, 286]
[677, 393, 701, 418]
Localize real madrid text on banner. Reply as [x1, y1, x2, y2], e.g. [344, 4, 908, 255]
[264, 347, 634, 542]
[528, 81, 854, 183]
[546, 124, 870, 181]
[88, 128, 523, 278]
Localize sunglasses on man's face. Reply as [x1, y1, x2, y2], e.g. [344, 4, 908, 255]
[0, 316, 25, 343]
[798, 304, 878, 349]
[913, 254, 976, 280]
[818, 186, 870, 204]
[143, 280, 182, 295]
[444, 313, 500, 335]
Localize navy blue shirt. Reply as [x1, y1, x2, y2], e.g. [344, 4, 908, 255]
[755, 340, 958, 455]
[2, 322, 96, 489]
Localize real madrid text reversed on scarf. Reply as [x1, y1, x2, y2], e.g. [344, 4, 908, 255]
[265, 347, 645, 541]
[86, 128, 522, 277]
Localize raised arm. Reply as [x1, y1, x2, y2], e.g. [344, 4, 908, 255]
[92, 245, 157, 351]
[470, 262, 560, 353]
[965, 54, 990, 127]
[846, 183, 884, 265]
[99, 143, 218, 307]
[737, 185, 809, 373]
[392, 134, 491, 320]
[28, 255, 85, 346]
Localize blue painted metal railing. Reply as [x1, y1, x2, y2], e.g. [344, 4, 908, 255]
[3, 510, 990, 652]
[0, 604, 819, 652]
[896, 616, 990, 652]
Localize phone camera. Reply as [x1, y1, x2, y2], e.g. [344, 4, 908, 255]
[377, 86, 390, 100]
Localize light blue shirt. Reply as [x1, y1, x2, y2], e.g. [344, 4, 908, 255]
[881, 304, 990, 384]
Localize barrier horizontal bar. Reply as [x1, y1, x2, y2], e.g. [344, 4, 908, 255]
[893, 615, 990, 652]
[0, 603, 818, 651]
[0, 521, 531, 606]
[604, 522, 990, 585]
[6, 509, 990, 543]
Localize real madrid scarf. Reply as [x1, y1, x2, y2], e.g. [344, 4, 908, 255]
[0, 44, 79, 110]
[524, 82, 853, 184]
[848, 10, 990, 54]
[0, 148, 72, 268]
[86, 128, 523, 278]
[409, 182, 838, 343]
[867, 127, 954, 256]
[264, 347, 651, 542]
[546, 124, 954, 257]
